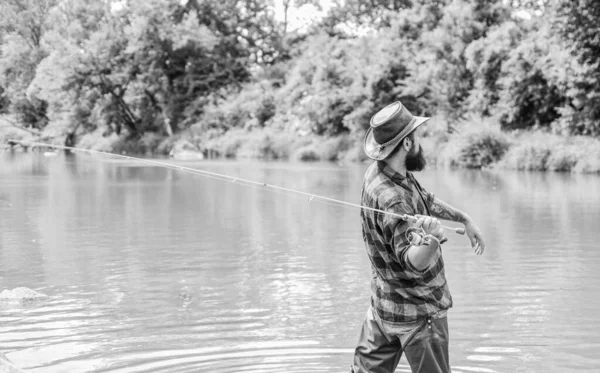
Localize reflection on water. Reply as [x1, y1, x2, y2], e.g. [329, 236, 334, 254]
[1, 152, 599, 372]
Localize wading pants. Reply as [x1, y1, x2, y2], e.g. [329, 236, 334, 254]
[351, 306, 451, 373]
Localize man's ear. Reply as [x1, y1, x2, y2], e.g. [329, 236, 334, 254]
[402, 137, 412, 152]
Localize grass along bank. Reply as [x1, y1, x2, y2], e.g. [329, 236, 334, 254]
[2, 115, 599, 173]
[421, 117, 600, 173]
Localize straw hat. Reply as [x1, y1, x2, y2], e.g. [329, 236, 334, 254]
[364, 101, 430, 160]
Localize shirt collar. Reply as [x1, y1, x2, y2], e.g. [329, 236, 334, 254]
[377, 161, 412, 189]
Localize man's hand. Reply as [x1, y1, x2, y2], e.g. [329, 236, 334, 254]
[465, 219, 485, 255]
[415, 215, 444, 242]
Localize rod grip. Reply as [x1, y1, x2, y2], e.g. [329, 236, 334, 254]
[455, 228, 466, 235]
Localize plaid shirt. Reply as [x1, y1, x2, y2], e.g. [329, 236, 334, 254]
[361, 161, 452, 322]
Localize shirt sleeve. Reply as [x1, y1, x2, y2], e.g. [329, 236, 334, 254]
[381, 201, 420, 271]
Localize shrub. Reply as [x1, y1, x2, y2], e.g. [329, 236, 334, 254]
[202, 127, 307, 160]
[573, 146, 600, 173]
[238, 129, 304, 159]
[499, 141, 553, 171]
[545, 145, 580, 172]
[439, 119, 510, 169]
[498, 132, 600, 173]
[343, 140, 370, 163]
[317, 134, 354, 162]
[11, 97, 49, 130]
[292, 145, 321, 161]
[203, 127, 247, 158]
[76, 130, 120, 152]
[0, 122, 31, 145]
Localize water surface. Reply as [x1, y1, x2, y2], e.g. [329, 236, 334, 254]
[1, 152, 599, 372]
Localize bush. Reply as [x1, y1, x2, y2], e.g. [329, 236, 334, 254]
[202, 127, 308, 160]
[237, 129, 305, 159]
[155, 132, 201, 156]
[76, 130, 120, 152]
[545, 145, 580, 172]
[11, 97, 49, 130]
[289, 134, 357, 162]
[0, 120, 31, 145]
[201, 128, 246, 158]
[438, 119, 510, 169]
[343, 140, 370, 163]
[573, 146, 600, 173]
[498, 132, 600, 173]
[196, 127, 362, 162]
[317, 134, 354, 161]
[292, 145, 321, 161]
[499, 140, 553, 171]
[198, 82, 277, 133]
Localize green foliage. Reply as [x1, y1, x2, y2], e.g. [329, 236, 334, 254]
[465, 21, 523, 116]
[275, 34, 364, 135]
[291, 134, 354, 162]
[0, 0, 53, 130]
[1, 0, 600, 163]
[555, 0, 600, 64]
[510, 0, 549, 12]
[498, 137, 552, 171]
[11, 97, 48, 129]
[0, 0, 56, 49]
[495, 27, 565, 130]
[499, 132, 600, 173]
[0, 119, 31, 144]
[402, 0, 510, 123]
[549, 0, 600, 136]
[198, 82, 277, 132]
[0, 85, 9, 113]
[317, 134, 354, 161]
[292, 145, 321, 161]
[5, 0, 272, 143]
[203, 127, 306, 159]
[439, 118, 511, 168]
[320, 0, 414, 32]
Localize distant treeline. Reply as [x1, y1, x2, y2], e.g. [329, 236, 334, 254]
[0, 0, 599, 156]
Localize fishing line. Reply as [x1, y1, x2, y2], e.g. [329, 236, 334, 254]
[7, 141, 466, 236]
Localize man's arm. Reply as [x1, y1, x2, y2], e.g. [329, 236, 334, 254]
[430, 197, 470, 223]
[405, 216, 444, 271]
[387, 205, 444, 272]
[429, 197, 486, 255]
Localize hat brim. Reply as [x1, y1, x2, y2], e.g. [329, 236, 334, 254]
[363, 116, 430, 161]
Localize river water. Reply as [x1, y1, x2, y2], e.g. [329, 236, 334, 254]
[0, 152, 599, 373]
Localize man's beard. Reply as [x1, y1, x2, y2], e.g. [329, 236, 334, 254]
[405, 144, 427, 172]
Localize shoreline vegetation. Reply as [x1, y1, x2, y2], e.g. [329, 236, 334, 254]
[3, 114, 599, 173]
[1, 1, 599, 173]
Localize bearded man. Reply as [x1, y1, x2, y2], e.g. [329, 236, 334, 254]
[351, 101, 486, 373]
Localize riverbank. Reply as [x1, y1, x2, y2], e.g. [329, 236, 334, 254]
[2, 116, 599, 173]
[423, 118, 600, 173]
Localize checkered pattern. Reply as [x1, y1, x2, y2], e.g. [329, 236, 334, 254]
[360, 161, 453, 322]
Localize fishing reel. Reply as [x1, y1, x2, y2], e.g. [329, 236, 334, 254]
[406, 227, 447, 246]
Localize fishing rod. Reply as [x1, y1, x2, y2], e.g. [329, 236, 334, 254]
[6, 140, 466, 239]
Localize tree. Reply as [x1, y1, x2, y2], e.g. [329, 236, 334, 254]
[510, 0, 549, 13]
[465, 20, 524, 116]
[495, 25, 566, 130]
[0, 0, 56, 49]
[550, 0, 600, 135]
[402, 0, 510, 123]
[0, 0, 56, 131]
[320, 0, 414, 33]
